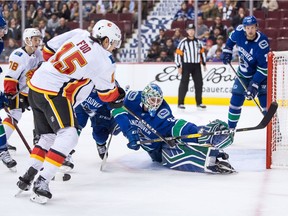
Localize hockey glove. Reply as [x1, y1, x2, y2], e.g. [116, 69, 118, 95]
[0, 91, 9, 109]
[4, 93, 14, 108]
[245, 81, 259, 100]
[126, 126, 140, 150]
[221, 47, 233, 65]
[108, 87, 126, 109]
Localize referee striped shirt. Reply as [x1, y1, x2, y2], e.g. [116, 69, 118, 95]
[175, 37, 206, 68]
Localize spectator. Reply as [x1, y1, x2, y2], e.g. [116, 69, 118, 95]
[262, 0, 279, 14]
[82, 1, 96, 19]
[32, 7, 48, 28]
[25, 10, 34, 28]
[47, 12, 59, 34]
[11, 2, 21, 21]
[87, 20, 95, 33]
[201, 0, 221, 21]
[145, 41, 160, 62]
[43, 30, 52, 46]
[153, 28, 167, 48]
[97, 0, 113, 14]
[207, 35, 225, 61]
[197, 15, 209, 40]
[59, 3, 71, 21]
[173, 2, 189, 21]
[6, 18, 21, 40]
[222, 0, 235, 20]
[209, 27, 222, 45]
[70, 1, 79, 22]
[0, 38, 19, 63]
[211, 48, 223, 62]
[164, 38, 176, 60]
[209, 16, 227, 40]
[43, 1, 54, 19]
[156, 50, 173, 62]
[2, 10, 11, 24]
[54, 17, 70, 36]
[38, 19, 47, 39]
[113, 0, 124, 14]
[172, 28, 184, 48]
[231, 7, 245, 29]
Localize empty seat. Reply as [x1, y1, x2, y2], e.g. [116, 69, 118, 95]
[103, 13, 119, 21]
[276, 37, 288, 51]
[203, 20, 214, 28]
[89, 13, 104, 21]
[118, 13, 133, 21]
[281, 18, 288, 28]
[257, 19, 265, 29]
[171, 21, 186, 29]
[165, 30, 175, 38]
[263, 28, 278, 39]
[269, 39, 277, 51]
[66, 21, 79, 29]
[280, 9, 288, 19]
[267, 11, 280, 19]
[278, 28, 288, 37]
[253, 10, 266, 19]
[265, 18, 280, 28]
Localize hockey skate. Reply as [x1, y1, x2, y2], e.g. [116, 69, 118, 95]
[60, 150, 75, 173]
[16, 166, 38, 196]
[0, 150, 17, 172]
[30, 175, 52, 204]
[97, 143, 107, 160]
[7, 144, 16, 152]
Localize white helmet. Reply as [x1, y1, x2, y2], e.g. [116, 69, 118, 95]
[23, 28, 42, 46]
[92, 19, 122, 49]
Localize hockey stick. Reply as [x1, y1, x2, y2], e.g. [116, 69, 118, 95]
[11, 84, 28, 100]
[138, 101, 278, 144]
[124, 106, 176, 147]
[100, 125, 117, 171]
[4, 107, 31, 153]
[228, 63, 265, 115]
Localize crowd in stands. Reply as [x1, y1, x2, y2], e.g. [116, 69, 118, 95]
[0, 0, 286, 63]
[144, 0, 285, 62]
[0, 0, 154, 62]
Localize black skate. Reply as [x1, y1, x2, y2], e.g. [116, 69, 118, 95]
[97, 143, 107, 160]
[0, 150, 17, 171]
[207, 160, 236, 174]
[16, 167, 38, 193]
[30, 175, 52, 204]
[7, 144, 16, 152]
[60, 150, 75, 173]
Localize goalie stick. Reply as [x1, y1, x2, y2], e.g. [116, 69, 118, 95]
[124, 106, 176, 147]
[138, 101, 278, 145]
[228, 62, 265, 115]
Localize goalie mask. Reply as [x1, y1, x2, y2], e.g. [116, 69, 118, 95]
[141, 83, 163, 117]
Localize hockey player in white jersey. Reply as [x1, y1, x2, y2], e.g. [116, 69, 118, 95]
[3, 28, 43, 152]
[16, 19, 125, 204]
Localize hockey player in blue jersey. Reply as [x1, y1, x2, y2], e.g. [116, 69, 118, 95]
[75, 88, 120, 160]
[0, 16, 17, 171]
[221, 15, 270, 129]
[112, 83, 235, 174]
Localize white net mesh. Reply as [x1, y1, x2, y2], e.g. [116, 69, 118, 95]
[270, 51, 288, 168]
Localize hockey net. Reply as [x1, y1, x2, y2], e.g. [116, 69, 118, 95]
[267, 51, 288, 169]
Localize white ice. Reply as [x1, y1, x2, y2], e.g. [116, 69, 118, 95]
[1, 105, 288, 216]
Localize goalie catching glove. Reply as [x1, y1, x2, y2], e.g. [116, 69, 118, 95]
[198, 119, 234, 149]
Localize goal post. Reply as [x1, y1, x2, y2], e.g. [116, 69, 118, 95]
[266, 51, 288, 169]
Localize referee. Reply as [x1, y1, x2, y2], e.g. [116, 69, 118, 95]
[175, 23, 207, 110]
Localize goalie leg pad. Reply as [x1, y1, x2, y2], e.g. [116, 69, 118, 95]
[198, 119, 234, 149]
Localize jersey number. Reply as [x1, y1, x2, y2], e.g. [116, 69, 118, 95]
[9, 61, 19, 71]
[51, 42, 88, 75]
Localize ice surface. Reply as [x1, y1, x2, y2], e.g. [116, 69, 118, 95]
[1, 105, 288, 216]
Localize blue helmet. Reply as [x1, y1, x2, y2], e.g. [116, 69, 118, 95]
[141, 83, 163, 117]
[0, 16, 7, 34]
[242, 15, 257, 27]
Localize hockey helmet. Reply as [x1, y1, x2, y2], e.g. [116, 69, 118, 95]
[242, 16, 258, 27]
[141, 83, 163, 117]
[0, 16, 8, 34]
[23, 28, 42, 46]
[92, 19, 122, 49]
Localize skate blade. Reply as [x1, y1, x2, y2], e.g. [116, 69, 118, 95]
[59, 165, 72, 173]
[30, 192, 48, 204]
[9, 166, 17, 173]
[52, 172, 71, 181]
[14, 190, 24, 197]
